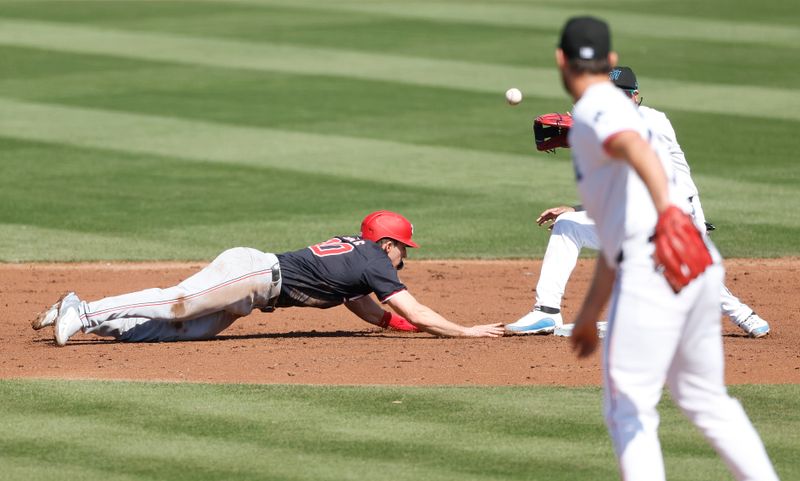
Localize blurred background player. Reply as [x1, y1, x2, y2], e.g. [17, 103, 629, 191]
[507, 66, 770, 338]
[33, 210, 505, 344]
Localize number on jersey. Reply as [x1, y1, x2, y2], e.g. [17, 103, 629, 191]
[309, 237, 362, 257]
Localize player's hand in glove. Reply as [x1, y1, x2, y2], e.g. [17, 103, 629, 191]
[653, 205, 713, 293]
[537, 205, 576, 230]
[380, 311, 420, 332]
[533, 112, 572, 152]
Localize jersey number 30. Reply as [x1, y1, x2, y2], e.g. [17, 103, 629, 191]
[309, 238, 355, 257]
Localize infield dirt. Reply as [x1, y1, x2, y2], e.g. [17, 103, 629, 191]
[3, 259, 798, 385]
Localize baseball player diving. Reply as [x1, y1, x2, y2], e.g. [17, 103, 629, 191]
[507, 66, 771, 338]
[551, 16, 778, 480]
[32, 210, 505, 344]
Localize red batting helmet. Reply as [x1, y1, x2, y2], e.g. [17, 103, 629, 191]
[360, 210, 419, 248]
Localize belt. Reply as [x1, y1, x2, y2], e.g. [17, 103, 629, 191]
[259, 263, 282, 313]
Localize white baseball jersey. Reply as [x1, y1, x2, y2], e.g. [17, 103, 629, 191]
[639, 105, 698, 200]
[565, 81, 778, 481]
[568, 82, 685, 268]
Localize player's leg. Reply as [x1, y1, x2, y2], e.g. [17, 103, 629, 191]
[666, 265, 779, 480]
[84, 311, 238, 342]
[691, 195, 771, 338]
[603, 263, 686, 481]
[507, 211, 599, 334]
[719, 285, 770, 338]
[537, 211, 600, 309]
[58, 248, 280, 344]
[720, 284, 753, 324]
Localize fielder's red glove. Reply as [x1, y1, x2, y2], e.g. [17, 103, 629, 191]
[380, 311, 420, 332]
[653, 205, 713, 293]
[533, 112, 572, 152]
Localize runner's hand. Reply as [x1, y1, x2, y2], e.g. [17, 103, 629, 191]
[463, 323, 505, 337]
[537, 205, 576, 230]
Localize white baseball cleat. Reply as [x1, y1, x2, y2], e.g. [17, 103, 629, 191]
[554, 321, 608, 338]
[737, 313, 770, 338]
[506, 306, 563, 334]
[54, 292, 83, 346]
[31, 293, 69, 330]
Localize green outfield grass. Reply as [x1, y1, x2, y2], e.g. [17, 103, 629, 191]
[1, 0, 799, 260]
[0, 379, 797, 481]
[2, 3, 798, 480]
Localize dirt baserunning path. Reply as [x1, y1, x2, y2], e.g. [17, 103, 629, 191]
[2, 259, 798, 385]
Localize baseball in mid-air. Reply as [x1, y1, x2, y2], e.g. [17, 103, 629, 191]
[505, 87, 523, 105]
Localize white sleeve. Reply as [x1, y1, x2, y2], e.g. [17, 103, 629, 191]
[593, 99, 646, 150]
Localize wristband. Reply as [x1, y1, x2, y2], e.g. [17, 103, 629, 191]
[381, 312, 419, 332]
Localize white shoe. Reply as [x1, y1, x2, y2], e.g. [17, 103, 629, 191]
[31, 293, 68, 330]
[54, 292, 83, 346]
[738, 313, 770, 338]
[554, 321, 608, 338]
[33, 307, 58, 330]
[506, 306, 563, 335]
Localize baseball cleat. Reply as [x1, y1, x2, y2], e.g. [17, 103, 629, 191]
[738, 313, 770, 338]
[31, 293, 69, 330]
[506, 306, 563, 335]
[554, 321, 608, 338]
[54, 292, 83, 346]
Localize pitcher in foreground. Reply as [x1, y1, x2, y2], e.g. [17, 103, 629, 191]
[554, 16, 778, 481]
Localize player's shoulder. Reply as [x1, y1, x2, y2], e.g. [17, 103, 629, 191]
[639, 105, 668, 123]
[573, 82, 634, 123]
[639, 106, 676, 135]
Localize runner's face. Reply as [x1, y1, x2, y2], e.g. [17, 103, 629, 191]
[387, 241, 407, 269]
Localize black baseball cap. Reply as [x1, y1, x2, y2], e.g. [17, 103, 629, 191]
[610, 66, 638, 90]
[559, 16, 610, 61]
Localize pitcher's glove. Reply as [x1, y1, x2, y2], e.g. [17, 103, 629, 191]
[652, 206, 713, 293]
[533, 112, 573, 152]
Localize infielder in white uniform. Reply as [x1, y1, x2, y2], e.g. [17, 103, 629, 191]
[554, 16, 778, 481]
[507, 66, 771, 338]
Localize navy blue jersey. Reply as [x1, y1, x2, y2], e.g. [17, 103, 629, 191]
[275, 235, 407, 309]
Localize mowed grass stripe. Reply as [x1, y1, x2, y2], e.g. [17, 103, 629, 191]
[3, 413, 469, 481]
[0, 45, 552, 158]
[0, 18, 553, 100]
[0, 221, 321, 262]
[0, 381, 618, 481]
[3, 2, 794, 90]
[0, 135, 546, 262]
[229, 0, 800, 48]
[1, 20, 799, 121]
[3, 97, 798, 230]
[3, 380, 797, 481]
[0, 97, 555, 192]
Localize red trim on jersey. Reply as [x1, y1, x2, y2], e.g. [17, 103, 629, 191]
[379, 288, 407, 304]
[602, 129, 638, 156]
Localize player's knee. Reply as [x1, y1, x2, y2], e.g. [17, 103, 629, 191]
[552, 214, 581, 235]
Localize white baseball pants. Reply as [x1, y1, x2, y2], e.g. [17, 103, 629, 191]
[78, 247, 281, 342]
[604, 262, 778, 481]
[535, 210, 756, 324]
